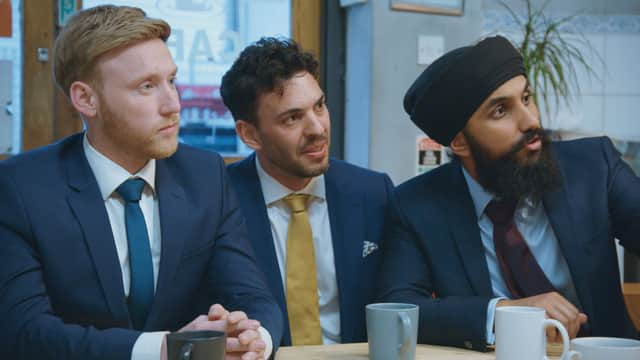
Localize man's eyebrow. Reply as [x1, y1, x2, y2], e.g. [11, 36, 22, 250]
[275, 93, 325, 119]
[129, 65, 178, 84]
[482, 95, 509, 112]
[481, 80, 531, 112]
[275, 107, 303, 119]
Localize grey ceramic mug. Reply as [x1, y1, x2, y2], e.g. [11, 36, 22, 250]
[366, 303, 419, 360]
[166, 330, 226, 360]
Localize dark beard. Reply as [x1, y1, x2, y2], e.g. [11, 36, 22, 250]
[466, 128, 563, 201]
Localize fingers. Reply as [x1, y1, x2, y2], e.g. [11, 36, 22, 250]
[239, 329, 263, 347]
[180, 314, 227, 332]
[208, 304, 229, 321]
[203, 306, 266, 360]
[544, 295, 581, 338]
[226, 339, 265, 360]
[227, 333, 265, 352]
[228, 318, 261, 337]
[535, 292, 588, 339]
[578, 313, 588, 325]
[545, 326, 560, 343]
[227, 311, 249, 325]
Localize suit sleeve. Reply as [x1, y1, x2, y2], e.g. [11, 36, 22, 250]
[603, 137, 640, 255]
[203, 157, 284, 351]
[377, 195, 491, 351]
[0, 169, 140, 360]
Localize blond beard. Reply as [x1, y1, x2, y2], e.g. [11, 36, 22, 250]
[99, 98, 180, 161]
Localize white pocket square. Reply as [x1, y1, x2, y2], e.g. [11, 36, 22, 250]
[362, 241, 379, 258]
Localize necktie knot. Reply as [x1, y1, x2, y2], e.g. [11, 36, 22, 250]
[283, 193, 310, 214]
[117, 178, 146, 203]
[485, 198, 518, 225]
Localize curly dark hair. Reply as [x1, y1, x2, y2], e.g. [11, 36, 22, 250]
[220, 37, 319, 125]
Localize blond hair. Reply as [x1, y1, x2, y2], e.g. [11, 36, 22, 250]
[53, 5, 171, 98]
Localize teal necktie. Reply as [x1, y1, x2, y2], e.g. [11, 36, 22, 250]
[117, 178, 154, 330]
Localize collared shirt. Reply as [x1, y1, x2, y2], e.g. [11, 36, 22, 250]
[84, 137, 272, 359]
[83, 136, 161, 296]
[255, 156, 341, 344]
[461, 167, 580, 344]
[83, 135, 165, 360]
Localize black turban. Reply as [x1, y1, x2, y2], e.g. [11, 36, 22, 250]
[403, 36, 525, 145]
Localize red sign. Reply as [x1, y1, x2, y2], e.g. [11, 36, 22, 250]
[0, 0, 11, 38]
[177, 84, 228, 117]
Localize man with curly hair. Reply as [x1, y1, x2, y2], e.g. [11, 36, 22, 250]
[222, 37, 394, 346]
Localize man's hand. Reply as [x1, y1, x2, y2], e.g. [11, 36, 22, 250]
[497, 292, 588, 342]
[160, 304, 266, 360]
[160, 306, 230, 360]
[208, 304, 266, 360]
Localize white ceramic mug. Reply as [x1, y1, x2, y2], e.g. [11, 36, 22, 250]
[495, 306, 578, 360]
[571, 337, 640, 360]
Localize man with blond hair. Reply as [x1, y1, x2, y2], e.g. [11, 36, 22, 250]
[0, 5, 282, 360]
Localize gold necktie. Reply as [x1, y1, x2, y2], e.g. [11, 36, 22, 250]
[283, 193, 322, 345]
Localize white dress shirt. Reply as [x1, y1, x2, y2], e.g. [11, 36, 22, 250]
[461, 168, 580, 344]
[83, 135, 166, 360]
[84, 136, 272, 359]
[255, 156, 342, 344]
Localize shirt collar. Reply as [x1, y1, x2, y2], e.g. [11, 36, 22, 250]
[461, 166, 494, 218]
[83, 133, 156, 200]
[461, 166, 538, 218]
[254, 154, 326, 206]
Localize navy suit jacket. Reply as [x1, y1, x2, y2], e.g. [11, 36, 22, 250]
[378, 137, 640, 351]
[0, 134, 283, 360]
[227, 154, 394, 345]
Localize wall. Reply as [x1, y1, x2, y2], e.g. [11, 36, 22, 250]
[483, 0, 640, 142]
[345, 0, 484, 183]
[343, 0, 640, 280]
[345, 0, 640, 185]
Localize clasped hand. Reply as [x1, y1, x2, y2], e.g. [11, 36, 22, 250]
[162, 304, 266, 360]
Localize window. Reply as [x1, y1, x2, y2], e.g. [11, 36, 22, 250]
[83, 0, 291, 156]
[0, 0, 22, 154]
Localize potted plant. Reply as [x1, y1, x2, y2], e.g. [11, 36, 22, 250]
[498, 0, 599, 124]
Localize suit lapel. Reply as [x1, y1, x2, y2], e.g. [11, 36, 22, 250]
[543, 178, 594, 315]
[446, 163, 493, 296]
[64, 136, 129, 322]
[238, 155, 287, 308]
[232, 155, 290, 341]
[325, 162, 364, 341]
[146, 159, 188, 328]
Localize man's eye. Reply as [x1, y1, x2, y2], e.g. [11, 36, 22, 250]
[285, 115, 299, 124]
[493, 105, 506, 118]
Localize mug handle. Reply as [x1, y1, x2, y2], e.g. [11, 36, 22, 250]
[397, 311, 412, 355]
[541, 319, 580, 360]
[180, 342, 193, 360]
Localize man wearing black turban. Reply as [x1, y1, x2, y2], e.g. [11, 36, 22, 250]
[378, 36, 640, 351]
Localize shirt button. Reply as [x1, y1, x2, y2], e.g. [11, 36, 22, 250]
[464, 340, 473, 349]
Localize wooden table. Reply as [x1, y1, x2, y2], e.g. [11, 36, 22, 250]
[276, 343, 562, 360]
[623, 282, 640, 332]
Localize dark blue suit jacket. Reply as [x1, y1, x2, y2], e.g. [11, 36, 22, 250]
[227, 154, 394, 345]
[0, 134, 283, 360]
[378, 137, 640, 351]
